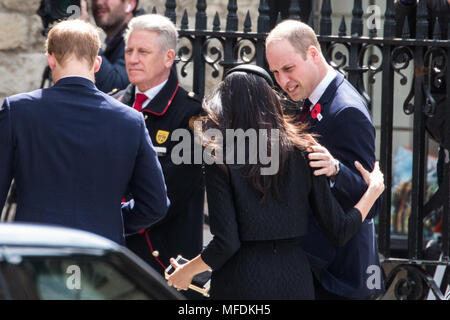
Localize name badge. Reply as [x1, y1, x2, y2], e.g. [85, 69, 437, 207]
[154, 147, 167, 157]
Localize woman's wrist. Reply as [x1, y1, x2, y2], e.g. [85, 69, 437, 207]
[186, 254, 211, 276]
[368, 181, 383, 199]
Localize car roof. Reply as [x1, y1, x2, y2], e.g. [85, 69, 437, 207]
[0, 223, 119, 251]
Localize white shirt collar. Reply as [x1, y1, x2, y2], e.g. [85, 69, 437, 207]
[308, 67, 337, 108]
[135, 79, 168, 108]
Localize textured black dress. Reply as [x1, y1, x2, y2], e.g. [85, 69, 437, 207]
[200, 149, 363, 300]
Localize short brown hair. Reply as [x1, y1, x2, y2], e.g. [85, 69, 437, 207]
[46, 19, 101, 69]
[266, 20, 321, 59]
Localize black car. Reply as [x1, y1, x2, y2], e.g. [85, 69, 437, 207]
[0, 223, 184, 300]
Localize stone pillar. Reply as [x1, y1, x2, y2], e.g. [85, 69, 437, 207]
[0, 0, 47, 101]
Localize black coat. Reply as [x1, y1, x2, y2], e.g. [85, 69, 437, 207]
[200, 150, 363, 299]
[95, 25, 129, 93]
[112, 70, 205, 276]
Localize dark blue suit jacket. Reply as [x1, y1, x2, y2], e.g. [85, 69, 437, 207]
[95, 26, 129, 93]
[300, 72, 384, 299]
[0, 76, 169, 245]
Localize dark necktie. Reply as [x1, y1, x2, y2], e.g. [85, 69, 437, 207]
[133, 93, 148, 112]
[298, 98, 312, 122]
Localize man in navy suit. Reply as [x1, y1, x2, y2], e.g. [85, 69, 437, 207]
[266, 20, 384, 299]
[0, 19, 169, 245]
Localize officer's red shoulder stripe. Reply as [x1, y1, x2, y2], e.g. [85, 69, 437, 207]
[142, 82, 180, 116]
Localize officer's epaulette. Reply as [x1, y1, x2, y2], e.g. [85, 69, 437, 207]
[108, 88, 119, 96]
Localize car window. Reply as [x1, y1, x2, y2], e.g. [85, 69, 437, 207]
[0, 264, 13, 300]
[0, 272, 5, 300]
[20, 257, 151, 300]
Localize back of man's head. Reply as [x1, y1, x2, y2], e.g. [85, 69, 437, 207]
[124, 14, 178, 53]
[266, 19, 321, 59]
[46, 19, 101, 69]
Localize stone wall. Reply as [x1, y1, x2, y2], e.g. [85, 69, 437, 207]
[0, 0, 47, 101]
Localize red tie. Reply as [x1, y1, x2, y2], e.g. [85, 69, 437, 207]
[298, 98, 312, 122]
[133, 93, 148, 112]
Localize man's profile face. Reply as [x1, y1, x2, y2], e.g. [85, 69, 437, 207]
[92, 0, 127, 31]
[266, 38, 320, 102]
[125, 30, 173, 91]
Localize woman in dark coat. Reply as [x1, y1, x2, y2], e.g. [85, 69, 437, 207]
[166, 65, 385, 300]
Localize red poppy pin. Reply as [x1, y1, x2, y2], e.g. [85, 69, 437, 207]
[311, 103, 323, 121]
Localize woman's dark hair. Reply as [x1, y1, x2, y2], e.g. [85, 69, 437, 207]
[201, 70, 313, 202]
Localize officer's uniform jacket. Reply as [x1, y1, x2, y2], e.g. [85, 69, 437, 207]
[112, 69, 205, 275]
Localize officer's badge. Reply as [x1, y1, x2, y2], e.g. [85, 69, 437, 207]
[156, 130, 170, 144]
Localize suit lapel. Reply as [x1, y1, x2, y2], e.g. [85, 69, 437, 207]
[307, 72, 345, 131]
[317, 71, 344, 107]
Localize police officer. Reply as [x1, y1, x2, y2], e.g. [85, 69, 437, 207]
[111, 14, 205, 295]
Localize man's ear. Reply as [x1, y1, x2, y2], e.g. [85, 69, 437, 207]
[307, 45, 320, 61]
[46, 53, 57, 71]
[125, 0, 137, 13]
[93, 56, 102, 73]
[165, 49, 175, 68]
